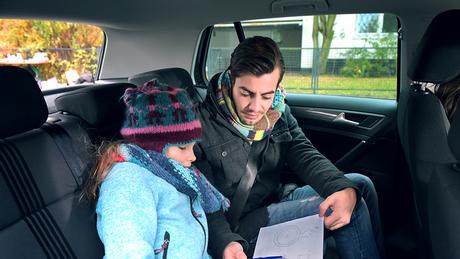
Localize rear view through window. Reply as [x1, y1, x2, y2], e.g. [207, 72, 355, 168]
[206, 13, 399, 99]
[0, 20, 104, 90]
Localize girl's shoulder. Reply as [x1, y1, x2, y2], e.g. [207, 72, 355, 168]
[98, 162, 167, 202]
[102, 162, 164, 189]
[105, 162, 150, 180]
[103, 162, 174, 191]
[100, 162, 150, 189]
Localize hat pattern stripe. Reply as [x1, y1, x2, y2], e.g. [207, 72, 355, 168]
[148, 102, 194, 110]
[123, 128, 202, 147]
[121, 120, 201, 135]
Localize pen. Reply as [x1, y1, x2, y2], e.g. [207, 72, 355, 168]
[252, 256, 283, 259]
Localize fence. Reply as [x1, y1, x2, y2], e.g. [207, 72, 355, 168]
[207, 46, 398, 99]
[1, 46, 398, 98]
[0, 47, 101, 86]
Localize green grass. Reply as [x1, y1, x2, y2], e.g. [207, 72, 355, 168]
[282, 73, 397, 99]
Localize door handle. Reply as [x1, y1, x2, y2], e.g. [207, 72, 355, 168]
[291, 107, 384, 130]
[301, 109, 359, 126]
[332, 112, 359, 127]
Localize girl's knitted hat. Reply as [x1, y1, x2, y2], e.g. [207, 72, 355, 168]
[120, 80, 202, 153]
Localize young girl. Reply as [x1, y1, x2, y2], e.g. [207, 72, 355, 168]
[85, 81, 229, 258]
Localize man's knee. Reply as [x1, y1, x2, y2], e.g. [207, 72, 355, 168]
[351, 198, 369, 221]
[345, 173, 376, 194]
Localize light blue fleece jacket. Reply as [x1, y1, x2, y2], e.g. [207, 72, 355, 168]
[96, 162, 212, 259]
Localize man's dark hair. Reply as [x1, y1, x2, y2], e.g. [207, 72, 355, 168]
[229, 36, 285, 85]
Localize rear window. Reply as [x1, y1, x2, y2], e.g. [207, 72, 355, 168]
[0, 19, 104, 90]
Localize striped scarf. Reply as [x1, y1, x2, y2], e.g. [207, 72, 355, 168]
[119, 143, 230, 213]
[215, 70, 286, 141]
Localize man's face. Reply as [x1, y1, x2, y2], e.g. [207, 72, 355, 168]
[231, 67, 280, 125]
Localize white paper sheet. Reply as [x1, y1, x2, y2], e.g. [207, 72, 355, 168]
[253, 214, 324, 259]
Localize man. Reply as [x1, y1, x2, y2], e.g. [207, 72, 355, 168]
[194, 36, 383, 259]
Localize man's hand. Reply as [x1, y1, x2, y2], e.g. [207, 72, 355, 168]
[223, 241, 247, 259]
[319, 187, 357, 231]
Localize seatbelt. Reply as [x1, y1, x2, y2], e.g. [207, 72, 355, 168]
[227, 138, 269, 230]
[42, 123, 86, 186]
[227, 151, 258, 230]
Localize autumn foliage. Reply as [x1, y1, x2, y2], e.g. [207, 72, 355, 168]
[0, 19, 103, 84]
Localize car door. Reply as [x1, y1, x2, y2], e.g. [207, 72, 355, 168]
[194, 16, 417, 258]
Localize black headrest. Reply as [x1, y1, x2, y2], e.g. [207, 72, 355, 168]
[55, 83, 134, 128]
[128, 67, 206, 103]
[210, 72, 221, 89]
[449, 109, 460, 161]
[0, 66, 48, 138]
[408, 10, 460, 84]
[128, 67, 193, 88]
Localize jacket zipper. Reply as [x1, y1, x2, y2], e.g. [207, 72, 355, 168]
[190, 198, 207, 256]
[154, 231, 170, 259]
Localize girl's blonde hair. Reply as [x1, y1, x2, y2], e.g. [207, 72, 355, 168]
[84, 141, 124, 200]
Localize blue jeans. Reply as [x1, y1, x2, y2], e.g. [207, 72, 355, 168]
[347, 173, 385, 258]
[262, 173, 382, 259]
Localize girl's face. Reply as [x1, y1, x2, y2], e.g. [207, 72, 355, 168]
[164, 143, 196, 167]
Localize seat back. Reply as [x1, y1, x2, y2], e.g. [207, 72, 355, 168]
[397, 84, 454, 227]
[55, 82, 135, 143]
[397, 9, 460, 233]
[0, 66, 103, 258]
[44, 69, 209, 258]
[428, 109, 460, 259]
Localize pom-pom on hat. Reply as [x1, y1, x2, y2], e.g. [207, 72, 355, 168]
[120, 80, 202, 153]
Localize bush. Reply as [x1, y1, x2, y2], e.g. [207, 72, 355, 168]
[1, 19, 103, 84]
[29, 47, 98, 83]
[341, 35, 397, 78]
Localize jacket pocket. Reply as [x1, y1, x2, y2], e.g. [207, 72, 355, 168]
[204, 140, 248, 185]
[270, 129, 292, 143]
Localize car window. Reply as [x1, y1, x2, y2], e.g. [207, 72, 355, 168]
[206, 13, 399, 99]
[205, 24, 240, 81]
[0, 19, 104, 90]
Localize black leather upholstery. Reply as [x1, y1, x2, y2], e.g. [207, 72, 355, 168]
[55, 83, 134, 142]
[55, 83, 134, 128]
[398, 86, 454, 223]
[128, 67, 193, 87]
[0, 66, 103, 258]
[397, 10, 460, 255]
[0, 66, 48, 138]
[428, 109, 460, 259]
[128, 67, 205, 103]
[0, 66, 214, 258]
[408, 10, 460, 84]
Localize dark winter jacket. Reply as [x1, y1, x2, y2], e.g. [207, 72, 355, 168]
[193, 85, 358, 258]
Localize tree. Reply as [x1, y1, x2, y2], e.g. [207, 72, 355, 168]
[312, 15, 336, 74]
[0, 19, 103, 83]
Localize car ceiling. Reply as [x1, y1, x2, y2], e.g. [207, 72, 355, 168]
[1, 0, 459, 30]
[1, 0, 459, 80]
